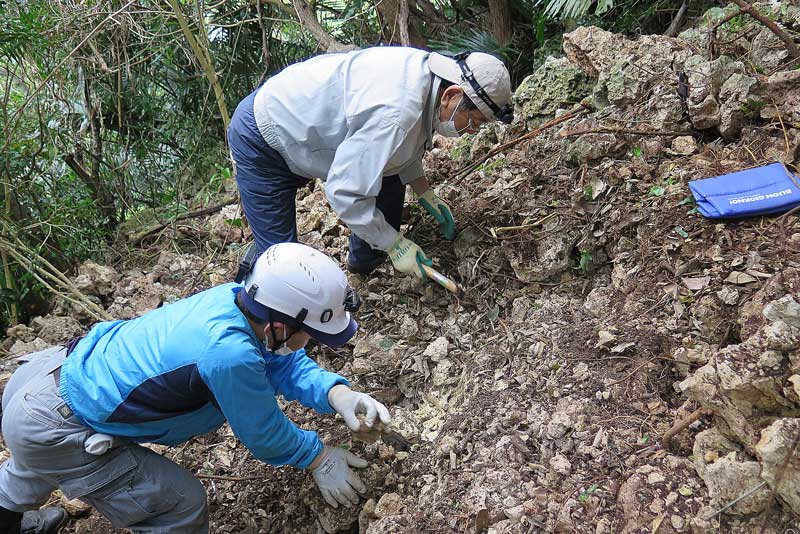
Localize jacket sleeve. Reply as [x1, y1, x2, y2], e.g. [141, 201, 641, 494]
[264, 348, 349, 413]
[199, 342, 323, 468]
[324, 113, 411, 251]
[398, 158, 424, 185]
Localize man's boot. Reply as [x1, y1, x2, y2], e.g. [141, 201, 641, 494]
[0, 506, 22, 534]
[20, 508, 67, 534]
[1, 506, 67, 534]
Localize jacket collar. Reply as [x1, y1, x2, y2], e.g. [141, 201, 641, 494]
[424, 74, 441, 150]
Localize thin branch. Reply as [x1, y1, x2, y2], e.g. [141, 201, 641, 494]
[452, 104, 591, 184]
[559, 127, 694, 138]
[728, 0, 800, 60]
[664, 0, 688, 37]
[196, 473, 269, 481]
[0, 238, 110, 321]
[662, 407, 711, 451]
[706, 481, 768, 519]
[256, 0, 271, 84]
[1, 0, 136, 149]
[130, 196, 238, 246]
[166, 0, 230, 131]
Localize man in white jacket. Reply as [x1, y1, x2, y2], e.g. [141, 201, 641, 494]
[228, 47, 512, 280]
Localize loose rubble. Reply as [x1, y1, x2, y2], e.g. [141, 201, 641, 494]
[2, 4, 800, 532]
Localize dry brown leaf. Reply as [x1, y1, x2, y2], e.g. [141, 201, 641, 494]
[610, 342, 635, 353]
[474, 509, 491, 533]
[682, 276, 710, 291]
[724, 271, 757, 285]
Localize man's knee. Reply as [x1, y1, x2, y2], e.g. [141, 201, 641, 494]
[180, 475, 207, 515]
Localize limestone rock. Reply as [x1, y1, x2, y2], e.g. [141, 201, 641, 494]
[30, 315, 83, 344]
[107, 271, 174, 319]
[364, 514, 414, 534]
[738, 268, 800, 339]
[699, 453, 770, 515]
[693, 427, 741, 474]
[9, 338, 52, 357]
[513, 56, 592, 127]
[207, 204, 244, 246]
[549, 454, 572, 476]
[374, 493, 404, 518]
[546, 412, 574, 440]
[60, 495, 92, 517]
[73, 261, 119, 298]
[562, 26, 628, 78]
[5, 324, 35, 342]
[756, 418, 800, 515]
[504, 225, 579, 283]
[759, 70, 800, 128]
[469, 123, 500, 159]
[718, 72, 758, 140]
[351, 334, 403, 373]
[763, 295, 800, 328]
[566, 133, 619, 164]
[684, 55, 745, 130]
[669, 136, 697, 156]
[358, 498, 377, 533]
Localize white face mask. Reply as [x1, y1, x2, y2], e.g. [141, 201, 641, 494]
[273, 345, 294, 356]
[264, 324, 295, 356]
[434, 96, 464, 138]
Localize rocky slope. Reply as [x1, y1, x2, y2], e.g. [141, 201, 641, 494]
[2, 3, 800, 533]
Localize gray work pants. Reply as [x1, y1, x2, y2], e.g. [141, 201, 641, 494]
[0, 347, 208, 533]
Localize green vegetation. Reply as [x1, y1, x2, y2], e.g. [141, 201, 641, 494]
[0, 0, 716, 329]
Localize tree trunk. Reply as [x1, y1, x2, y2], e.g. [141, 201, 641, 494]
[488, 0, 513, 45]
[376, 0, 426, 48]
[80, 74, 117, 230]
[289, 0, 357, 52]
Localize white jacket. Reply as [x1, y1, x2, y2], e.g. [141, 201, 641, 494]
[253, 47, 439, 251]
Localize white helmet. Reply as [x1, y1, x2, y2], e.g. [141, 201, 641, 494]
[239, 243, 360, 348]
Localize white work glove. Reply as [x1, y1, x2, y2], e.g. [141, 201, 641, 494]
[387, 235, 432, 280]
[328, 384, 392, 431]
[311, 446, 368, 508]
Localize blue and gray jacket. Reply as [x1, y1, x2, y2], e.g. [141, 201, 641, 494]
[59, 283, 348, 468]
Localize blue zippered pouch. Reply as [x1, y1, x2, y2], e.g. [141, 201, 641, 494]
[688, 162, 800, 218]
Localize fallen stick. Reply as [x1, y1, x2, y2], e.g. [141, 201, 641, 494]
[421, 264, 461, 295]
[706, 481, 767, 519]
[451, 104, 590, 184]
[490, 212, 557, 236]
[196, 473, 268, 482]
[662, 407, 711, 451]
[729, 0, 800, 60]
[559, 127, 693, 138]
[130, 195, 238, 246]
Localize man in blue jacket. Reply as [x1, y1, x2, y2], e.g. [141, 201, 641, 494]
[0, 243, 390, 533]
[229, 47, 512, 280]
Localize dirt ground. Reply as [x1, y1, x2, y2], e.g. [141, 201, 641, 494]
[3, 5, 800, 533]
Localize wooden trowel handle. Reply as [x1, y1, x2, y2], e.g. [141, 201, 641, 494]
[421, 264, 460, 295]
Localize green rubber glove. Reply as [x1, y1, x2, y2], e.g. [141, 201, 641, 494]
[388, 235, 432, 280]
[418, 190, 456, 240]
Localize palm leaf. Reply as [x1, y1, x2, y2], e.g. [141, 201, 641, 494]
[428, 29, 517, 64]
[536, 0, 615, 20]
